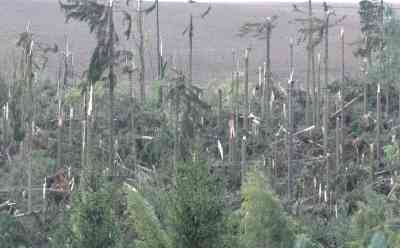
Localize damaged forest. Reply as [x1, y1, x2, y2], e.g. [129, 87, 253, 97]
[1, 0, 400, 247]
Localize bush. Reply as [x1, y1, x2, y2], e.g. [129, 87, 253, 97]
[169, 159, 225, 248]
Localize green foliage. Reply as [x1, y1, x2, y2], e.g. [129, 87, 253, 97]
[240, 169, 295, 248]
[348, 191, 400, 248]
[356, 0, 382, 59]
[50, 183, 121, 248]
[124, 183, 171, 248]
[0, 214, 29, 248]
[384, 143, 400, 162]
[221, 211, 240, 248]
[170, 159, 224, 248]
[294, 234, 322, 248]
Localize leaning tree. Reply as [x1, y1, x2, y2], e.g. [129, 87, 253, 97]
[59, 0, 133, 186]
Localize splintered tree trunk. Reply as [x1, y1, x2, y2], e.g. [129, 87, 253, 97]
[376, 84, 381, 179]
[241, 49, 250, 182]
[137, 0, 146, 103]
[290, 38, 294, 74]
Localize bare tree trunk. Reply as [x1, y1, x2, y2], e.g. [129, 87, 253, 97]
[56, 74, 63, 169]
[156, 0, 161, 80]
[24, 39, 34, 213]
[363, 70, 368, 115]
[312, 48, 316, 126]
[234, 71, 240, 170]
[323, 9, 330, 194]
[287, 38, 294, 201]
[87, 83, 94, 188]
[108, 5, 116, 176]
[306, 0, 312, 126]
[287, 76, 294, 201]
[335, 100, 340, 176]
[129, 67, 137, 177]
[217, 88, 222, 133]
[243, 48, 249, 141]
[376, 84, 381, 180]
[340, 29, 345, 170]
[290, 38, 294, 74]
[241, 48, 250, 184]
[264, 23, 271, 124]
[229, 51, 236, 164]
[316, 53, 321, 129]
[137, 0, 146, 103]
[3, 86, 9, 146]
[173, 85, 180, 174]
[189, 14, 193, 83]
[80, 91, 87, 192]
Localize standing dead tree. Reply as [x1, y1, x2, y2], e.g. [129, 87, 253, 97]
[16, 23, 57, 212]
[291, 1, 324, 126]
[182, 2, 212, 83]
[238, 16, 278, 127]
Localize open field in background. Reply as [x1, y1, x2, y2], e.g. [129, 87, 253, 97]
[0, 0, 396, 86]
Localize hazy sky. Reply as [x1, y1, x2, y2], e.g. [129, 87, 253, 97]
[156, 0, 397, 3]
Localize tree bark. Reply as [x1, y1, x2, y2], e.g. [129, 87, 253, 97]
[137, 0, 146, 103]
[323, 8, 330, 194]
[156, 0, 161, 80]
[108, 5, 116, 176]
[306, 0, 312, 126]
[189, 14, 193, 83]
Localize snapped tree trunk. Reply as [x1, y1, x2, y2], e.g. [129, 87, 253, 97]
[376, 84, 381, 180]
[241, 48, 250, 184]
